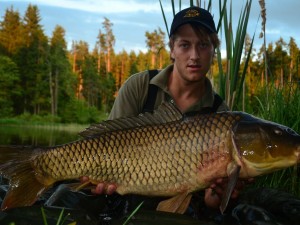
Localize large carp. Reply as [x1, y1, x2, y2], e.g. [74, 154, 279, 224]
[0, 102, 299, 213]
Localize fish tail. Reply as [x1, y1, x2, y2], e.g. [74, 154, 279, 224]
[0, 146, 50, 210]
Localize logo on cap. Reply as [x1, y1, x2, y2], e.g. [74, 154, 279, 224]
[184, 9, 200, 18]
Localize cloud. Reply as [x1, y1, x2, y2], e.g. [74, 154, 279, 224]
[265, 28, 280, 35]
[13, 0, 163, 13]
[113, 19, 150, 28]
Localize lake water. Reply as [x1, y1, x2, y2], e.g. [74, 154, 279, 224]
[0, 124, 87, 146]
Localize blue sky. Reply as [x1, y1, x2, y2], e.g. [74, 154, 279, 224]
[1, 0, 300, 55]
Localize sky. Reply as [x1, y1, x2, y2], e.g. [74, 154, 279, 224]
[1, 0, 300, 55]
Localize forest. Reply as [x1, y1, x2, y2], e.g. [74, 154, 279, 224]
[0, 3, 299, 124]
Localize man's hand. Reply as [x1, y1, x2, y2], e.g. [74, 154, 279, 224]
[80, 176, 117, 195]
[204, 178, 254, 209]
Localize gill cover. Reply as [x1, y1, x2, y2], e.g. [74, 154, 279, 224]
[232, 113, 300, 176]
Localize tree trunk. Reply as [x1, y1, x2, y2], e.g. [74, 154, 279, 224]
[54, 68, 58, 115]
[49, 70, 54, 115]
[107, 47, 111, 72]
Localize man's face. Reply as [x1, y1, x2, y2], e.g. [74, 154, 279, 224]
[171, 24, 214, 82]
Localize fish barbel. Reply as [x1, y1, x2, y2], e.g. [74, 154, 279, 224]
[0, 102, 299, 213]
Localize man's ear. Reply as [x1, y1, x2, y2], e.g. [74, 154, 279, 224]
[170, 49, 175, 61]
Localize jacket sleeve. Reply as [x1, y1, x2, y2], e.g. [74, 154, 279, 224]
[108, 71, 149, 120]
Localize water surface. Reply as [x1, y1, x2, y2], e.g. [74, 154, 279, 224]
[0, 124, 86, 146]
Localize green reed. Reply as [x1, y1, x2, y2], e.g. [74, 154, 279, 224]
[252, 83, 300, 196]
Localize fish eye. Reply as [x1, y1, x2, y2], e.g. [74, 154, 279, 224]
[274, 128, 283, 136]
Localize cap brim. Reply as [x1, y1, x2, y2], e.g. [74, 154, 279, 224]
[170, 20, 216, 37]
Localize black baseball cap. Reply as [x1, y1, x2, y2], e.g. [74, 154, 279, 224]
[169, 6, 217, 37]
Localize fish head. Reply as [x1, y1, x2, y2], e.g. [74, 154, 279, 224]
[232, 113, 300, 177]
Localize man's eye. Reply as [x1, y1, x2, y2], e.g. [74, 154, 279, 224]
[199, 43, 209, 48]
[180, 43, 189, 48]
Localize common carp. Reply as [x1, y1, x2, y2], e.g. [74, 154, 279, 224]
[0, 102, 299, 213]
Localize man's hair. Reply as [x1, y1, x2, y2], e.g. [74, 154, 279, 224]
[168, 23, 220, 62]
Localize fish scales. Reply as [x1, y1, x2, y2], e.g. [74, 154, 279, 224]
[1, 102, 300, 211]
[31, 112, 238, 196]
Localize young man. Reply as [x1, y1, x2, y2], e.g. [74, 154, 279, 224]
[83, 6, 248, 211]
[108, 6, 227, 119]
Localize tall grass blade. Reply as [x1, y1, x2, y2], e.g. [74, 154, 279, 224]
[217, 0, 227, 32]
[159, 0, 170, 36]
[123, 201, 144, 225]
[56, 208, 65, 225]
[171, 0, 175, 16]
[41, 207, 49, 225]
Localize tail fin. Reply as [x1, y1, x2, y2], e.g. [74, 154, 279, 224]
[0, 146, 49, 210]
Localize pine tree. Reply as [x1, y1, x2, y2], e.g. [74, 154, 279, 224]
[145, 27, 166, 68]
[0, 55, 20, 116]
[101, 17, 115, 73]
[14, 4, 50, 114]
[288, 37, 299, 83]
[0, 6, 23, 55]
[50, 25, 74, 116]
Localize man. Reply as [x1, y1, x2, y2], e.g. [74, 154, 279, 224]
[83, 6, 248, 212]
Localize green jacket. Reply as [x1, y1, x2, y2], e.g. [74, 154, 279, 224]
[108, 65, 228, 120]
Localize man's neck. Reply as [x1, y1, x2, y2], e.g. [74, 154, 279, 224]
[168, 71, 206, 112]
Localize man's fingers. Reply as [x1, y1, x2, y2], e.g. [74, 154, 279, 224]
[92, 183, 105, 194]
[106, 185, 117, 195]
[91, 183, 116, 195]
[80, 176, 89, 183]
[204, 188, 222, 209]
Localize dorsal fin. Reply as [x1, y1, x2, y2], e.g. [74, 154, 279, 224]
[79, 102, 182, 138]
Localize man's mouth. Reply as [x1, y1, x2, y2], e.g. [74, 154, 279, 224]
[187, 65, 201, 69]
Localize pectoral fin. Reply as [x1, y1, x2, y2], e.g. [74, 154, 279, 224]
[156, 192, 192, 214]
[220, 163, 241, 214]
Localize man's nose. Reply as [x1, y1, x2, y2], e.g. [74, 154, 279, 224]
[190, 46, 200, 60]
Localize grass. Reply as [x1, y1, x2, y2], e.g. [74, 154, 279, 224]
[249, 83, 300, 197]
[123, 201, 144, 225]
[41, 207, 72, 225]
[0, 109, 109, 126]
[37, 202, 144, 225]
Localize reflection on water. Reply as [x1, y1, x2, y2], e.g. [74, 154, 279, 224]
[0, 124, 87, 146]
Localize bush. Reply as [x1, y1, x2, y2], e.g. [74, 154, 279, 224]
[60, 99, 102, 124]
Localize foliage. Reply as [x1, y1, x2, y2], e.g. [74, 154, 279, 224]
[0, 2, 300, 124]
[49, 25, 72, 116]
[248, 83, 300, 196]
[0, 7, 299, 120]
[60, 99, 102, 124]
[123, 201, 144, 225]
[41, 207, 73, 225]
[145, 27, 166, 68]
[0, 55, 21, 117]
[216, 0, 255, 111]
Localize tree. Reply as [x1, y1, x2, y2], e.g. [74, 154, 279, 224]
[70, 40, 89, 99]
[0, 6, 23, 56]
[82, 54, 101, 108]
[145, 27, 166, 68]
[128, 50, 139, 77]
[273, 38, 289, 87]
[101, 17, 115, 73]
[14, 4, 50, 114]
[288, 37, 299, 83]
[100, 72, 116, 112]
[0, 55, 21, 116]
[49, 25, 71, 115]
[113, 50, 129, 90]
